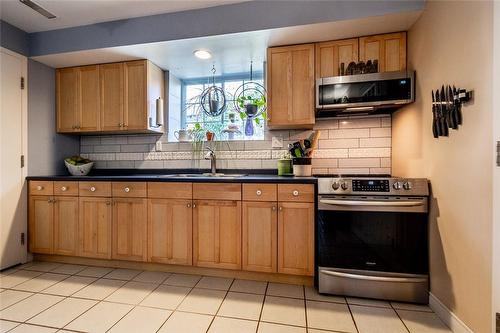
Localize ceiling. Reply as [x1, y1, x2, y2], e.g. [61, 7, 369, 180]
[0, 0, 249, 33]
[32, 10, 422, 80]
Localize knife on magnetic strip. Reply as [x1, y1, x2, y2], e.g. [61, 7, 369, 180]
[431, 90, 439, 138]
[438, 88, 449, 136]
[448, 85, 458, 129]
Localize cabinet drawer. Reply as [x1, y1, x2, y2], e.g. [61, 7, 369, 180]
[112, 182, 147, 197]
[148, 182, 192, 199]
[79, 182, 112, 197]
[54, 181, 79, 196]
[243, 184, 277, 201]
[193, 183, 241, 201]
[278, 184, 314, 202]
[30, 181, 53, 195]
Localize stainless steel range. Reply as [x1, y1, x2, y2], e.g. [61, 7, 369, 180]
[316, 177, 430, 304]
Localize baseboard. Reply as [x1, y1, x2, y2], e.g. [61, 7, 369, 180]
[429, 292, 474, 333]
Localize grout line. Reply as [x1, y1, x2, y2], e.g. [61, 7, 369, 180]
[205, 278, 235, 332]
[345, 302, 360, 333]
[255, 280, 269, 332]
[390, 302, 411, 333]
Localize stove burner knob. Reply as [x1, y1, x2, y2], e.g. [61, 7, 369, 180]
[403, 181, 412, 190]
[341, 182, 349, 190]
[332, 182, 340, 190]
[393, 181, 403, 190]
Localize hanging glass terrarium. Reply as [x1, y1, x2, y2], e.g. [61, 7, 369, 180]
[233, 62, 267, 137]
[200, 65, 227, 117]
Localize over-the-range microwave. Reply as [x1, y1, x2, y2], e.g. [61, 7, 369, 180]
[316, 70, 415, 117]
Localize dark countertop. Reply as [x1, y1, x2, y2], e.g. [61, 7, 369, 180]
[26, 169, 317, 184]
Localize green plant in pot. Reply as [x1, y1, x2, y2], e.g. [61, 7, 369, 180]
[237, 95, 267, 136]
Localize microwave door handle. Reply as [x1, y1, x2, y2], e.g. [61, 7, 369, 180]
[320, 269, 428, 283]
[319, 199, 424, 207]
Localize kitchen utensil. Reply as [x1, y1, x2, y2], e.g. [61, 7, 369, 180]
[431, 90, 439, 138]
[439, 87, 449, 136]
[453, 85, 463, 125]
[448, 85, 458, 129]
[292, 158, 312, 177]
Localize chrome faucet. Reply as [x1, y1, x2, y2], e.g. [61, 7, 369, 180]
[205, 147, 217, 175]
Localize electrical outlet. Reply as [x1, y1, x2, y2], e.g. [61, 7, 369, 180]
[155, 141, 162, 152]
[272, 136, 283, 148]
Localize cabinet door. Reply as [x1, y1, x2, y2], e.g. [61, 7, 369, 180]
[148, 198, 193, 265]
[53, 196, 78, 256]
[278, 202, 314, 276]
[79, 65, 100, 131]
[100, 63, 124, 131]
[29, 196, 54, 254]
[359, 32, 407, 72]
[78, 197, 112, 259]
[124, 60, 147, 131]
[193, 200, 241, 270]
[56, 68, 78, 133]
[267, 44, 315, 128]
[315, 38, 358, 78]
[242, 201, 277, 273]
[112, 198, 148, 261]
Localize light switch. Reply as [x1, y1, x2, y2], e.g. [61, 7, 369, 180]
[272, 136, 283, 148]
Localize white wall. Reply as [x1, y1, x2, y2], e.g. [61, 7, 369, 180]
[167, 71, 182, 142]
[393, 2, 493, 332]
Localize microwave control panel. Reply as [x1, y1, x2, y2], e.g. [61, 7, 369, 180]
[352, 180, 390, 192]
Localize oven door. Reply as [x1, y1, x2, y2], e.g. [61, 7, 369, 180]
[317, 196, 429, 275]
[316, 196, 429, 303]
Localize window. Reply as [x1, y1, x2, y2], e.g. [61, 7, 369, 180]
[181, 72, 265, 141]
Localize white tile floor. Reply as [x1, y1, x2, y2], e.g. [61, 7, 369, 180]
[0, 262, 452, 333]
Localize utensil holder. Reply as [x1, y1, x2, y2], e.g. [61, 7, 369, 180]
[292, 158, 312, 177]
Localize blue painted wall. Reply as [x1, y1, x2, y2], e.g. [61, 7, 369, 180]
[0, 20, 29, 56]
[28, 0, 424, 56]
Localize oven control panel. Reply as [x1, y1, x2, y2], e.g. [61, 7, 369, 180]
[352, 179, 390, 192]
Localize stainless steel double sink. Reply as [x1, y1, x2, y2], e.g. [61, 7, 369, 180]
[157, 173, 246, 179]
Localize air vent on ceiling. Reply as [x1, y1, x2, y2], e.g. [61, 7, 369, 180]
[19, 0, 56, 19]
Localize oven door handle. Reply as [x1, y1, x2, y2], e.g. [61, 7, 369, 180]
[320, 269, 428, 283]
[319, 199, 424, 207]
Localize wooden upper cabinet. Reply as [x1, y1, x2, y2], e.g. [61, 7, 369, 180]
[56, 68, 79, 132]
[100, 62, 124, 132]
[78, 65, 100, 131]
[193, 200, 242, 270]
[53, 196, 78, 256]
[242, 201, 277, 273]
[359, 32, 407, 72]
[124, 60, 147, 131]
[79, 197, 112, 259]
[315, 38, 359, 78]
[112, 197, 148, 262]
[29, 196, 54, 254]
[278, 202, 314, 276]
[148, 198, 193, 265]
[267, 44, 315, 129]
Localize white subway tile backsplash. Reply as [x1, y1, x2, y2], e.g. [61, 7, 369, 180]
[100, 136, 128, 145]
[329, 128, 370, 139]
[370, 127, 392, 138]
[312, 168, 329, 175]
[359, 137, 391, 148]
[339, 117, 382, 129]
[349, 148, 391, 158]
[318, 138, 359, 149]
[79, 116, 392, 175]
[339, 158, 380, 168]
[116, 153, 143, 160]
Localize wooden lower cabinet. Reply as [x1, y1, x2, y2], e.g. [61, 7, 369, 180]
[242, 201, 278, 273]
[148, 198, 193, 265]
[78, 197, 112, 259]
[112, 198, 148, 262]
[193, 200, 241, 270]
[29, 196, 54, 254]
[53, 196, 78, 256]
[278, 202, 314, 276]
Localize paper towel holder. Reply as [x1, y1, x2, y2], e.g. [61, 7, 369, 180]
[149, 97, 164, 128]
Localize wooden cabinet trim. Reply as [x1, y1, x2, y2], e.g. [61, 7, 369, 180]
[242, 184, 277, 202]
[54, 181, 79, 196]
[30, 181, 54, 196]
[147, 182, 192, 199]
[278, 184, 314, 202]
[79, 182, 112, 197]
[112, 182, 147, 198]
[193, 183, 241, 201]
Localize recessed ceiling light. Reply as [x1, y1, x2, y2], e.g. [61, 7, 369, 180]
[193, 50, 212, 60]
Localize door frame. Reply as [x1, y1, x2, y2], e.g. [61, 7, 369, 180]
[1, 47, 29, 267]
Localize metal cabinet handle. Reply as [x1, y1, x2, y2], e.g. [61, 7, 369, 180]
[61, 186, 67, 192]
[124, 187, 130, 193]
[90, 186, 96, 192]
[106, 201, 111, 205]
[320, 269, 428, 283]
[292, 190, 299, 196]
[37, 186, 44, 191]
[192, 203, 196, 208]
[279, 206, 283, 211]
[256, 190, 262, 196]
[47, 198, 52, 203]
[187, 203, 191, 208]
[272, 206, 276, 211]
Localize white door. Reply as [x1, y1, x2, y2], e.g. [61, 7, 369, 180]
[0, 48, 28, 269]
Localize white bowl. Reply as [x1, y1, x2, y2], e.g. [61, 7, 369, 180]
[65, 161, 94, 176]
